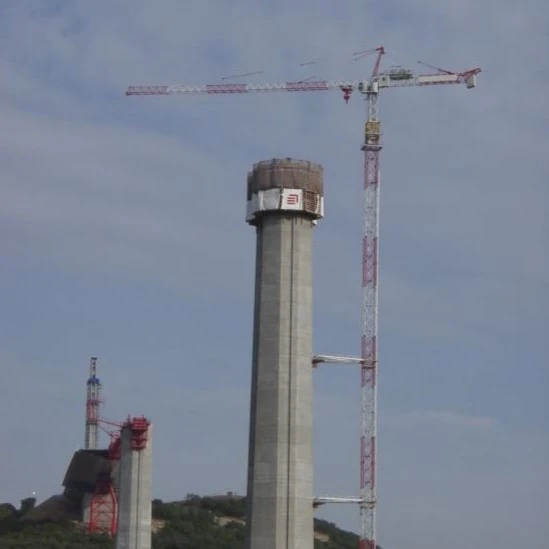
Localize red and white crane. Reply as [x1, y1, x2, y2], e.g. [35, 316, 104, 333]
[126, 47, 480, 549]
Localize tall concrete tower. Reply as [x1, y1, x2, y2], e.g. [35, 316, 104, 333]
[115, 417, 152, 549]
[245, 158, 324, 549]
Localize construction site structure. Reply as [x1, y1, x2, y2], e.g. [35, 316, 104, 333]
[65, 416, 150, 540]
[85, 357, 102, 450]
[30, 360, 151, 541]
[69, 359, 152, 542]
[244, 159, 324, 549]
[83, 465, 118, 537]
[115, 416, 153, 549]
[64, 441, 119, 537]
[82, 358, 119, 536]
[126, 47, 480, 549]
[83, 421, 122, 537]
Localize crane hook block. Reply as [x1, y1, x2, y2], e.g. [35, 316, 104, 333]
[340, 86, 353, 104]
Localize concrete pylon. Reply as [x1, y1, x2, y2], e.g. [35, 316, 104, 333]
[115, 418, 152, 549]
[245, 158, 324, 549]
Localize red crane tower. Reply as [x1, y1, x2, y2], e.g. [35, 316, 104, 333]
[85, 419, 121, 537]
[125, 47, 480, 549]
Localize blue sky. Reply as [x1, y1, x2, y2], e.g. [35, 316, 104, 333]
[0, 1, 547, 548]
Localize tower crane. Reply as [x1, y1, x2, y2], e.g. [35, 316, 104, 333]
[85, 357, 102, 450]
[126, 47, 481, 549]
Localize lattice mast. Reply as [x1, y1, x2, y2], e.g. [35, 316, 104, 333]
[125, 51, 480, 549]
[86, 417, 128, 538]
[358, 46, 384, 549]
[85, 356, 102, 450]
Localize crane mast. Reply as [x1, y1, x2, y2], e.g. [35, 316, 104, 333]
[359, 79, 382, 549]
[85, 356, 102, 450]
[126, 48, 480, 549]
[354, 46, 385, 548]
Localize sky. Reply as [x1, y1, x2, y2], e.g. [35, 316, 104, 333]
[0, 1, 547, 548]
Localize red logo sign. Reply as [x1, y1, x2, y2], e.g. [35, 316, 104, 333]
[286, 193, 299, 205]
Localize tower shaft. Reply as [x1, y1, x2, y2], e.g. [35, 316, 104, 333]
[115, 417, 152, 549]
[245, 159, 324, 549]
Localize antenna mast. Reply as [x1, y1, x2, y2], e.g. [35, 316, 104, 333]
[85, 356, 102, 450]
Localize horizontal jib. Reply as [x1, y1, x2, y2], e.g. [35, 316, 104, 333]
[126, 86, 170, 95]
[205, 84, 248, 93]
[285, 81, 330, 92]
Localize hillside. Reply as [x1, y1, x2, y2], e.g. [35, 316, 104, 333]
[0, 495, 381, 549]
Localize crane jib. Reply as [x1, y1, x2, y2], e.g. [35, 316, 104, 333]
[205, 84, 248, 93]
[202, 81, 332, 93]
[284, 81, 330, 91]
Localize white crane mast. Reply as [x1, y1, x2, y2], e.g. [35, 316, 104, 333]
[359, 83, 381, 549]
[126, 50, 480, 549]
[85, 357, 101, 450]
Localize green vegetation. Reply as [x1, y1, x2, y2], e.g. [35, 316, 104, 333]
[0, 500, 109, 548]
[0, 495, 380, 549]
